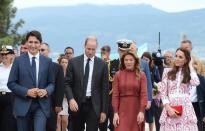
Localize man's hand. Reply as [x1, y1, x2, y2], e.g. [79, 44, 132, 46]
[69, 99, 78, 112]
[99, 112, 106, 123]
[145, 101, 151, 110]
[37, 89, 48, 98]
[55, 106, 62, 114]
[27, 88, 38, 98]
[203, 117, 205, 123]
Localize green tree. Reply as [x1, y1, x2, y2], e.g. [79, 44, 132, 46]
[0, 0, 24, 48]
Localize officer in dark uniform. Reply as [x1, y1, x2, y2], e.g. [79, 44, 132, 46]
[99, 39, 131, 131]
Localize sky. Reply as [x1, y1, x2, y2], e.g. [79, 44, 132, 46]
[14, 0, 205, 12]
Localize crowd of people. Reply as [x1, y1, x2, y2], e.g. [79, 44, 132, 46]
[0, 30, 205, 131]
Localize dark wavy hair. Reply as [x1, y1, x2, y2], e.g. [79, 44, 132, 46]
[120, 51, 141, 78]
[141, 52, 152, 68]
[167, 48, 191, 83]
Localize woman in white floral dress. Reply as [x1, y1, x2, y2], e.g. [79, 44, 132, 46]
[159, 48, 200, 131]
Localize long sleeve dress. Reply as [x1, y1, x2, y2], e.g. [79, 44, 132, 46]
[112, 69, 147, 131]
[159, 68, 200, 131]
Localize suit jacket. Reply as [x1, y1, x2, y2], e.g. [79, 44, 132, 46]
[140, 59, 153, 101]
[7, 53, 54, 117]
[51, 62, 65, 108]
[196, 74, 205, 118]
[65, 54, 109, 117]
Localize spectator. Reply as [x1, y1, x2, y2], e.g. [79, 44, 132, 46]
[112, 51, 147, 131]
[159, 48, 199, 131]
[7, 30, 55, 131]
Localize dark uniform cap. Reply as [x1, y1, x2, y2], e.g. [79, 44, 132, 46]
[0, 45, 14, 54]
[116, 39, 132, 51]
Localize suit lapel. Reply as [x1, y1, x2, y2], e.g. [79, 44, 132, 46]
[38, 55, 44, 86]
[91, 57, 98, 90]
[79, 55, 84, 87]
[24, 53, 35, 82]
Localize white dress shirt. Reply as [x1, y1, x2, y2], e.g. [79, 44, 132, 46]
[28, 52, 40, 86]
[189, 86, 198, 102]
[84, 54, 94, 97]
[0, 64, 12, 92]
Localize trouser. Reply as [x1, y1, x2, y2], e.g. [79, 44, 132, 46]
[0, 93, 17, 131]
[192, 102, 205, 131]
[99, 95, 114, 131]
[16, 101, 47, 131]
[46, 108, 57, 131]
[153, 100, 163, 131]
[70, 98, 99, 131]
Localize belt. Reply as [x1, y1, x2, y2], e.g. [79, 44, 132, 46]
[0, 91, 11, 96]
[85, 96, 91, 100]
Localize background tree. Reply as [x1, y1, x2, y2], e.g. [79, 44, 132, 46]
[0, 0, 25, 48]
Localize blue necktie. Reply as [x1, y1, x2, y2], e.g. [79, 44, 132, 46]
[32, 57, 37, 87]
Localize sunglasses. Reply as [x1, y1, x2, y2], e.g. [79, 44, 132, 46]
[1, 53, 9, 56]
[20, 47, 28, 50]
[40, 49, 46, 52]
[65, 52, 73, 55]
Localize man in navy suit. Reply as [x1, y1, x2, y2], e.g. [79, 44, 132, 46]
[7, 30, 54, 131]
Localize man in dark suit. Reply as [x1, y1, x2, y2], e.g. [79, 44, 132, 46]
[65, 36, 109, 131]
[180, 40, 205, 130]
[197, 75, 205, 122]
[7, 30, 54, 131]
[40, 43, 65, 131]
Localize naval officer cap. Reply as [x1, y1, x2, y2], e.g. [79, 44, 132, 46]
[0, 45, 14, 54]
[116, 39, 132, 51]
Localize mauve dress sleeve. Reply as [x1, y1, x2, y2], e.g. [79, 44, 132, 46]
[112, 72, 120, 113]
[139, 72, 148, 112]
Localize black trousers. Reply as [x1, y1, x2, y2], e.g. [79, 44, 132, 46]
[71, 98, 99, 131]
[0, 93, 17, 131]
[46, 108, 57, 131]
[99, 95, 114, 131]
[193, 102, 205, 131]
[153, 100, 163, 131]
[68, 115, 73, 131]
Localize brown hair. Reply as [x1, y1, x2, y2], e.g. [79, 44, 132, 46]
[141, 52, 152, 68]
[26, 30, 42, 43]
[181, 39, 192, 48]
[101, 45, 111, 53]
[167, 48, 191, 83]
[57, 55, 68, 64]
[120, 51, 141, 78]
[84, 36, 98, 46]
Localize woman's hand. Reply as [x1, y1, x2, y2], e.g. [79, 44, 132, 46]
[137, 112, 144, 124]
[165, 104, 178, 118]
[189, 58, 195, 71]
[113, 113, 120, 128]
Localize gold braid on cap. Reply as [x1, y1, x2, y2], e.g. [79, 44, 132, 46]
[0, 45, 9, 54]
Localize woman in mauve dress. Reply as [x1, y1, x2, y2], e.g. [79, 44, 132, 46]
[159, 48, 200, 131]
[112, 51, 148, 131]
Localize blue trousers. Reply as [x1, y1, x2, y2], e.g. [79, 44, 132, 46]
[16, 101, 47, 131]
